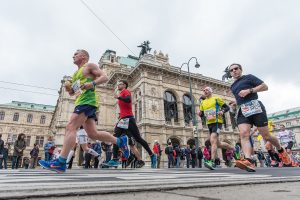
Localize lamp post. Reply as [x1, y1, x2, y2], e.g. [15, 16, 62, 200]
[180, 57, 200, 149]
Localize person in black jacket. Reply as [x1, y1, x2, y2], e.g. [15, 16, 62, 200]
[197, 146, 203, 168]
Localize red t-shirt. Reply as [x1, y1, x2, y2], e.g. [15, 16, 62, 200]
[118, 89, 133, 118]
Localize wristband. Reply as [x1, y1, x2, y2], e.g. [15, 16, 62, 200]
[92, 81, 97, 87]
[250, 88, 254, 93]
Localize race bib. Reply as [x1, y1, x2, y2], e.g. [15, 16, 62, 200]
[241, 100, 263, 117]
[72, 80, 82, 96]
[204, 109, 217, 120]
[117, 118, 130, 129]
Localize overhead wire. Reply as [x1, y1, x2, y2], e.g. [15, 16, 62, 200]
[79, 0, 137, 56]
[0, 87, 58, 96]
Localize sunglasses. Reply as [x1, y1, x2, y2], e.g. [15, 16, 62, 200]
[230, 67, 239, 72]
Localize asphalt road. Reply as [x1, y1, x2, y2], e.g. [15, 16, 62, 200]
[0, 167, 299, 199]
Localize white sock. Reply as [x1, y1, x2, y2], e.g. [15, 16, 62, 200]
[86, 148, 99, 157]
[67, 150, 74, 164]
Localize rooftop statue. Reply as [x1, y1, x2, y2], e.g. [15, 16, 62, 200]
[138, 40, 151, 58]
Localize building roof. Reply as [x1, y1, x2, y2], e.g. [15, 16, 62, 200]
[268, 106, 300, 120]
[117, 55, 139, 68]
[0, 101, 55, 112]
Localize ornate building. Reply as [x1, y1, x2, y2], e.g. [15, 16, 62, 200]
[50, 50, 240, 165]
[268, 107, 300, 150]
[0, 101, 55, 160]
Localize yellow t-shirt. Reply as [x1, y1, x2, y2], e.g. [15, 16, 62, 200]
[200, 96, 225, 125]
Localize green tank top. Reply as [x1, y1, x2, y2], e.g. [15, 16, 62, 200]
[72, 65, 99, 107]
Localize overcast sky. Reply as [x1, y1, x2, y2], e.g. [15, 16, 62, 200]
[0, 0, 299, 113]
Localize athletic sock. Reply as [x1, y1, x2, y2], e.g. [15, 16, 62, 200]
[86, 148, 100, 157]
[66, 150, 74, 164]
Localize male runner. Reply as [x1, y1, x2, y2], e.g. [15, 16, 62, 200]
[199, 86, 234, 170]
[105, 80, 156, 168]
[229, 63, 291, 172]
[277, 124, 294, 154]
[39, 49, 129, 172]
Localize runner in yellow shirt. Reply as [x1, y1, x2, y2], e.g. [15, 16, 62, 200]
[199, 86, 234, 170]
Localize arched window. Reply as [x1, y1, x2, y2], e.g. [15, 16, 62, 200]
[0, 111, 5, 120]
[13, 113, 19, 122]
[183, 94, 192, 124]
[40, 115, 46, 124]
[27, 114, 33, 123]
[164, 91, 178, 122]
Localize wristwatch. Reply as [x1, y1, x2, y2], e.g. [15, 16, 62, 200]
[92, 81, 97, 87]
[250, 88, 254, 93]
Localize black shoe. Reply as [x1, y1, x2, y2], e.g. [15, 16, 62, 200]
[126, 154, 135, 167]
[136, 160, 145, 168]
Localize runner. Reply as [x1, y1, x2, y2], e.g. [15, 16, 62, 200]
[199, 86, 234, 170]
[39, 49, 129, 173]
[66, 127, 102, 168]
[105, 80, 156, 168]
[277, 124, 294, 154]
[229, 63, 291, 172]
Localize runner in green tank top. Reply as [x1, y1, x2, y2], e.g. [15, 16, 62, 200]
[39, 49, 130, 173]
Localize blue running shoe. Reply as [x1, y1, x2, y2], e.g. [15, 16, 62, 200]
[103, 159, 120, 167]
[118, 135, 130, 159]
[39, 159, 66, 173]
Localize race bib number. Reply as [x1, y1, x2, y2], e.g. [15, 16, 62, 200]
[117, 118, 130, 129]
[241, 100, 263, 117]
[72, 80, 82, 96]
[204, 109, 217, 120]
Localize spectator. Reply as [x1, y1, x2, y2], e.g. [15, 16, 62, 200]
[185, 145, 191, 168]
[165, 142, 174, 168]
[44, 135, 55, 161]
[29, 144, 39, 169]
[102, 142, 112, 163]
[174, 144, 181, 168]
[53, 148, 62, 160]
[12, 133, 26, 169]
[203, 139, 211, 162]
[153, 140, 162, 168]
[0, 134, 4, 169]
[197, 146, 203, 168]
[0, 143, 8, 169]
[190, 146, 197, 168]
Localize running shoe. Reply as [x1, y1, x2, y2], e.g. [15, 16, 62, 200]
[136, 160, 145, 168]
[125, 154, 135, 167]
[150, 154, 157, 168]
[117, 135, 130, 159]
[235, 159, 256, 172]
[278, 150, 292, 166]
[103, 159, 119, 167]
[204, 160, 215, 170]
[38, 159, 66, 173]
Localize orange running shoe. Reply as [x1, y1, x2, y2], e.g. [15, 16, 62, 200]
[235, 159, 256, 172]
[279, 150, 292, 166]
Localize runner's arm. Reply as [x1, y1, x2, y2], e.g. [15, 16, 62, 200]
[81, 63, 108, 90]
[117, 96, 131, 103]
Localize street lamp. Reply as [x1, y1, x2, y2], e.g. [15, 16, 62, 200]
[180, 57, 200, 149]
